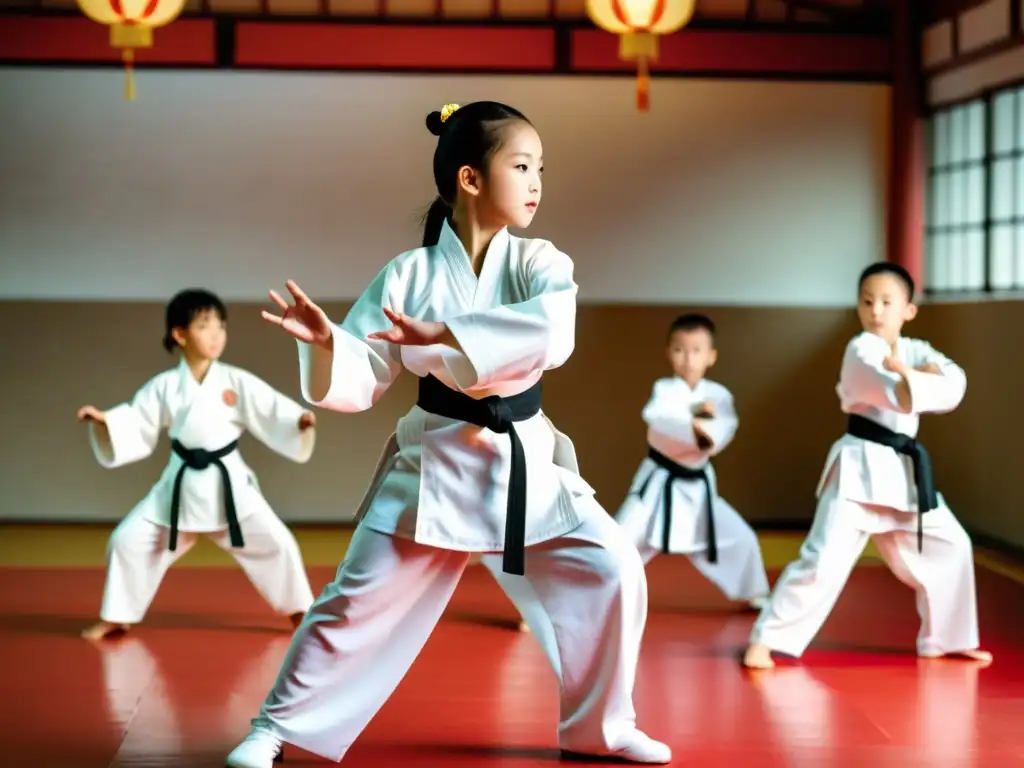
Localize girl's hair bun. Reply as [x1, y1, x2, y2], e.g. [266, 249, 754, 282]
[426, 111, 445, 137]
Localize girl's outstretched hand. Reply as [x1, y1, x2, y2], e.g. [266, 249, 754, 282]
[262, 280, 334, 349]
[77, 405, 105, 424]
[368, 307, 452, 347]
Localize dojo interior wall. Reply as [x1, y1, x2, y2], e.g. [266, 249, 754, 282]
[0, 68, 889, 530]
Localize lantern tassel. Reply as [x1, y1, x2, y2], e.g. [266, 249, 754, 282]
[123, 49, 136, 102]
[636, 56, 650, 112]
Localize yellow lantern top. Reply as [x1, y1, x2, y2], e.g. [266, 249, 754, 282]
[585, 0, 696, 36]
[76, 0, 188, 100]
[76, 0, 186, 28]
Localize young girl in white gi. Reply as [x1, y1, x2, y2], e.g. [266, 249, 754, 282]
[614, 314, 770, 608]
[226, 102, 670, 767]
[78, 289, 317, 641]
[743, 263, 991, 669]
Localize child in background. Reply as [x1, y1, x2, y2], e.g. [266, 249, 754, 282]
[744, 263, 991, 669]
[78, 289, 317, 641]
[614, 314, 770, 610]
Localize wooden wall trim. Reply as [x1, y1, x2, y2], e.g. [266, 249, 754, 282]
[927, 32, 1024, 78]
[0, 14, 892, 80]
[922, 0, 1023, 77]
[570, 27, 891, 78]
[0, 16, 217, 65]
[888, 0, 926, 289]
[234, 21, 556, 71]
[922, 0, 994, 26]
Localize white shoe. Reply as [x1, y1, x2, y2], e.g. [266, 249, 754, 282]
[562, 729, 672, 764]
[225, 728, 284, 768]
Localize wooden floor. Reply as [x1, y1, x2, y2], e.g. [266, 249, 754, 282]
[1, 525, 1023, 767]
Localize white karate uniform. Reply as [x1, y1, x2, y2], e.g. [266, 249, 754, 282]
[242, 221, 659, 764]
[614, 376, 769, 601]
[480, 552, 563, 675]
[480, 378, 769, 681]
[89, 359, 316, 624]
[474, 551, 564, 677]
[750, 331, 981, 658]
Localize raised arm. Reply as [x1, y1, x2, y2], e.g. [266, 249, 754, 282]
[443, 240, 576, 389]
[839, 333, 912, 413]
[696, 393, 738, 456]
[904, 340, 967, 414]
[295, 265, 404, 413]
[642, 380, 700, 446]
[235, 370, 315, 463]
[87, 377, 167, 469]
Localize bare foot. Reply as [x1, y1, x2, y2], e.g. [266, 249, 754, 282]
[81, 621, 130, 641]
[518, 620, 530, 634]
[742, 643, 775, 669]
[288, 612, 305, 629]
[921, 648, 993, 664]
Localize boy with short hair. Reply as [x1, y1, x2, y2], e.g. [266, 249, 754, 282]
[614, 313, 770, 608]
[743, 263, 991, 669]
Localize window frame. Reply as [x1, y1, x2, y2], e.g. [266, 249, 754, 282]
[925, 83, 1024, 295]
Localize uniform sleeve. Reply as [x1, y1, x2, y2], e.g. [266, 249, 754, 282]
[298, 262, 405, 413]
[235, 370, 315, 463]
[697, 391, 738, 456]
[838, 333, 908, 413]
[443, 241, 577, 389]
[642, 380, 698, 446]
[905, 340, 967, 414]
[89, 376, 167, 468]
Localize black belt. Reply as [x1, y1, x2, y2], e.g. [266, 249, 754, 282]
[416, 374, 541, 576]
[635, 447, 717, 563]
[169, 439, 242, 552]
[846, 414, 938, 553]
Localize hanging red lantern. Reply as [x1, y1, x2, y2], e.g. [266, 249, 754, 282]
[75, 0, 188, 101]
[585, 0, 696, 111]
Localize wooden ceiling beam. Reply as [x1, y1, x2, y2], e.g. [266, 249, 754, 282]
[777, 0, 859, 20]
[777, 0, 890, 26]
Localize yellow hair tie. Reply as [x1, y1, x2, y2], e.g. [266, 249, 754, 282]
[440, 103, 461, 123]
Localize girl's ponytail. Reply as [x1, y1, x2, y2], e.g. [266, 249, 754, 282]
[421, 196, 450, 248]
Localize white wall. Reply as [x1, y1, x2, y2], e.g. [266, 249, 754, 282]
[0, 69, 889, 307]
